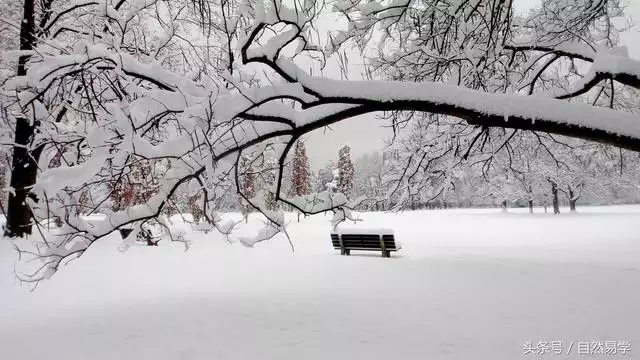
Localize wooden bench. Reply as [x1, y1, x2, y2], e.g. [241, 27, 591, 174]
[330, 229, 401, 258]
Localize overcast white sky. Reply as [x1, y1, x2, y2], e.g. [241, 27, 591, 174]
[303, 0, 640, 170]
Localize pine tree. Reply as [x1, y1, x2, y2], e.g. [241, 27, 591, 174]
[291, 140, 311, 196]
[337, 145, 354, 197]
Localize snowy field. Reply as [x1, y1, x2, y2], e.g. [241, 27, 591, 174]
[1, 206, 640, 360]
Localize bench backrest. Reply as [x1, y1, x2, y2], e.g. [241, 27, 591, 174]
[330, 233, 398, 250]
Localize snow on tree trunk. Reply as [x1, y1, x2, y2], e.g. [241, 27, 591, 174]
[4, 0, 36, 238]
[569, 187, 577, 212]
[0, 150, 8, 218]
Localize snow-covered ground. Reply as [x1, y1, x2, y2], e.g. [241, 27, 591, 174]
[1, 206, 639, 360]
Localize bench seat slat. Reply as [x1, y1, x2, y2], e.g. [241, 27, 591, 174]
[334, 245, 400, 248]
[339, 244, 398, 249]
[333, 239, 398, 245]
[331, 234, 394, 238]
[332, 243, 400, 250]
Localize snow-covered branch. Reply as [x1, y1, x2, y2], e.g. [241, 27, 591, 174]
[6, 0, 640, 282]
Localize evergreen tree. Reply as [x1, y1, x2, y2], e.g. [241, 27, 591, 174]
[337, 145, 354, 197]
[291, 141, 311, 196]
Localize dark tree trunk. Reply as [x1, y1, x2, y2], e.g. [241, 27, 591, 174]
[119, 228, 133, 239]
[501, 200, 507, 212]
[568, 187, 577, 212]
[528, 200, 533, 214]
[551, 182, 560, 215]
[5, 0, 39, 238]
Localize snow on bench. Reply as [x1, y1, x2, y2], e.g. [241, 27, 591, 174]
[330, 228, 401, 258]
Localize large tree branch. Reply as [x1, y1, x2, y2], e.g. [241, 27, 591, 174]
[507, 42, 640, 93]
[241, 61, 640, 153]
[236, 21, 640, 151]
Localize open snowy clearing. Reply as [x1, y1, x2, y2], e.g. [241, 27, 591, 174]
[1, 206, 639, 360]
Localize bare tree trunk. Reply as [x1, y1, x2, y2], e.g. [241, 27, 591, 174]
[568, 187, 577, 212]
[528, 200, 533, 214]
[5, 0, 38, 238]
[569, 199, 576, 212]
[551, 182, 560, 215]
[501, 200, 507, 213]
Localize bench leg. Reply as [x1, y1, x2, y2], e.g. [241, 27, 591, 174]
[381, 250, 390, 258]
[345, 249, 351, 256]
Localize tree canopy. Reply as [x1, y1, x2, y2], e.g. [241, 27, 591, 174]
[2, 0, 640, 281]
